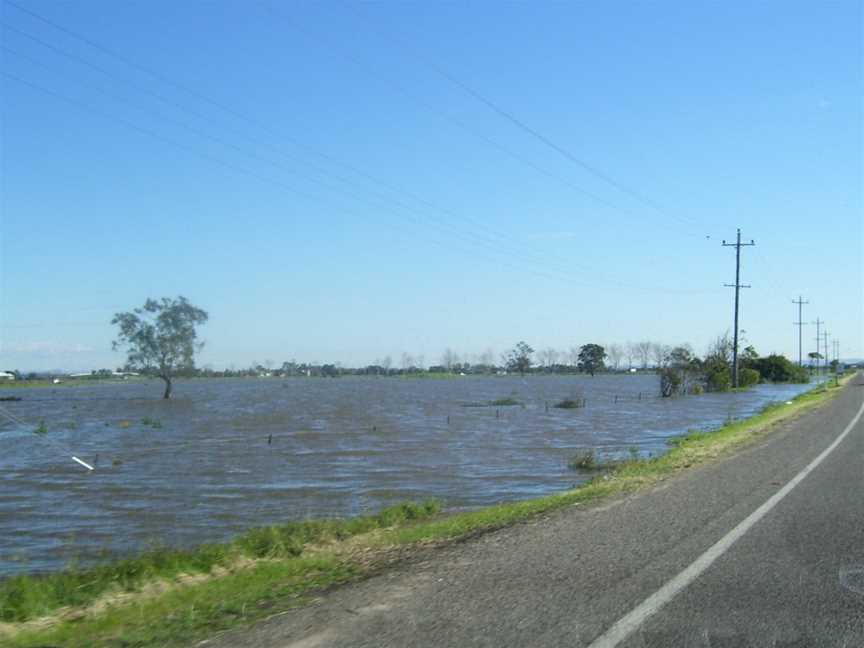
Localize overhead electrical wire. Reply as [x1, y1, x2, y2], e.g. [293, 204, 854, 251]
[1, 25, 631, 285]
[2, 8, 716, 295]
[338, 1, 712, 233]
[0, 404, 94, 471]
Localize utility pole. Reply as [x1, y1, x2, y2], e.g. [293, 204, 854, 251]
[813, 317, 822, 374]
[792, 296, 808, 367]
[723, 229, 755, 388]
[823, 331, 830, 374]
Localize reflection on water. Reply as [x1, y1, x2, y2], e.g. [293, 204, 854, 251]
[0, 375, 815, 575]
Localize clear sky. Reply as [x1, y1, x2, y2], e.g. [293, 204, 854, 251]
[1, 1, 861, 371]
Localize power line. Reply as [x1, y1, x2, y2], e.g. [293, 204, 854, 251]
[2, 27, 717, 297]
[338, 1, 708, 233]
[0, 404, 94, 471]
[2, 24, 702, 294]
[263, 3, 710, 238]
[722, 229, 755, 388]
[6, 71, 715, 299]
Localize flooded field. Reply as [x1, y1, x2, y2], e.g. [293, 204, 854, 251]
[0, 375, 815, 576]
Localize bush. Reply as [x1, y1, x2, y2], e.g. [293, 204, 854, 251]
[659, 367, 682, 397]
[705, 365, 731, 392]
[749, 355, 808, 383]
[738, 367, 761, 387]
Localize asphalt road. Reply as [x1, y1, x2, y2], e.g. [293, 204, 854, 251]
[202, 376, 864, 648]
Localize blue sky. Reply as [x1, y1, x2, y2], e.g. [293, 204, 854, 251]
[1, 1, 861, 371]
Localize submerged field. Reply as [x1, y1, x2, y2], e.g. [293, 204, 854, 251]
[0, 374, 818, 576]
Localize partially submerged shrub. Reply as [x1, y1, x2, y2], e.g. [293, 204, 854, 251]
[489, 397, 520, 407]
[738, 367, 760, 387]
[555, 398, 584, 409]
[568, 449, 596, 470]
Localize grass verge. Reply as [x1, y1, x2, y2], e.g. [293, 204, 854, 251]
[2, 374, 854, 647]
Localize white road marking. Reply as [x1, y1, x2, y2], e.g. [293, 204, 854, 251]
[588, 395, 864, 648]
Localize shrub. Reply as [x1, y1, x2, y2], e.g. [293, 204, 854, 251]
[749, 355, 808, 383]
[738, 367, 761, 387]
[568, 450, 596, 470]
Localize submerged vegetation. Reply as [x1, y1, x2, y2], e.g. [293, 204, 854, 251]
[554, 398, 585, 409]
[0, 374, 852, 648]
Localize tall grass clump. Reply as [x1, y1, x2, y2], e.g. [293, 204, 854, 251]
[0, 500, 440, 623]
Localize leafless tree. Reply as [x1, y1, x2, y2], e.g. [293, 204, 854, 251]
[478, 348, 495, 367]
[636, 341, 653, 369]
[607, 343, 623, 370]
[400, 352, 415, 370]
[651, 343, 670, 369]
[568, 346, 581, 367]
[441, 348, 459, 371]
[538, 347, 559, 368]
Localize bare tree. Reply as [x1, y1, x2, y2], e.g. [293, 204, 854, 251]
[636, 341, 653, 369]
[538, 347, 559, 368]
[441, 348, 459, 371]
[400, 352, 415, 370]
[568, 346, 581, 367]
[625, 342, 636, 369]
[651, 343, 670, 369]
[607, 343, 623, 371]
[478, 348, 495, 367]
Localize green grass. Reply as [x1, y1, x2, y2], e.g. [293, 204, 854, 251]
[2, 374, 853, 648]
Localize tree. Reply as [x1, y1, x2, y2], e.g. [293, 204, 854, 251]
[659, 345, 702, 396]
[651, 343, 670, 369]
[578, 344, 606, 376]
[504, 341, 534, 376]
[635, 341, 652, 369]
[607, 344, 623, 371]
[538, 347, 559, 369]
[112, 296, 208, 399]
[625, 342, 636, 370]
[441, 348, 459, 372]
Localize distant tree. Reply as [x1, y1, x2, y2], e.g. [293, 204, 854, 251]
[504, 341, 534, 376]
[750, 354, 808, 383]
[112, 296, 208, 399]
[538, 347, 559, 369]
[606, 344, 623, 371]
[740, 345, 759, 364]
[651, 343, 670, 369]
[567, 346, 580, 368]
[635, 341, 652, 369]
[578, 344, 606, 376]
[624, 342, 636, 369]
[401, 352, 415, 371]
[441, 348, 459, 372]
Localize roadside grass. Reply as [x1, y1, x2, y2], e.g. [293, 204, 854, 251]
[2, 374, 853, 648]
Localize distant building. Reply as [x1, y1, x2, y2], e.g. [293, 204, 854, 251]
[0, 371, 15, 380]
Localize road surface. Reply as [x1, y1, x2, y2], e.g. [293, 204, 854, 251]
[202, 376, 864, 647]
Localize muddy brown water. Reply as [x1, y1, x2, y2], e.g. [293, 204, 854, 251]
[0, 375, 816, 576]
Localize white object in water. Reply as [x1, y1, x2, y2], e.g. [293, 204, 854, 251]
[72, 456, 95, 471]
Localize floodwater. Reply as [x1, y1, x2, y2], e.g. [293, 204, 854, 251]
[0, 375, 816, 576]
